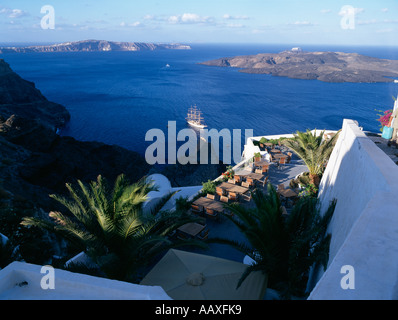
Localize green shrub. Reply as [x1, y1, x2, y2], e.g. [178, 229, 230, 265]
[202, 180, 216, 195]
[175, 196, 192, 212]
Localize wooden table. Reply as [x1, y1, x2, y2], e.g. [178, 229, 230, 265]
[193, 197, 225, 213]
[219, 182, 250, 195]
[273, 153, 287, 160]
[254, 160, 270, 170]
[270, 149, 281, 153]
[278, 188, 298, 198]
[178, 223, 206, 238]
[236, 172, 264, 181]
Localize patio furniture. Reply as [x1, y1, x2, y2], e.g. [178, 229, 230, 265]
[241, 181, 251, 188]
[191, 204, 203, 215]
[255, 169, 263, 174]
[273, 153, 287, 160]
[218, 182, 250, 196]
[197, 229, 209, 240]
[228, 179, 235, 184]
[278, 157, 286, 170]
[277, 184, 285, 191]
[207, 194, 215, 200]
[246, 178, 254, 187]
[240, 191, 252, 202]
[216, 187, 224, 198]
[220, 196, 229, 203]
[205, 208, 219, 220]
[279, 188, 298, 198]
[256, 175, 269, 188]
[228, 192, 238, 202]
[177, 222, 206, 239]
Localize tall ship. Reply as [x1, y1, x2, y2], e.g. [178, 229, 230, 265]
[186, 105, 207, 129]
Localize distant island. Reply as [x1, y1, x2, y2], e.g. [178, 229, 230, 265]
[200, 49, 398, 83]
[0, 39, 191, 53]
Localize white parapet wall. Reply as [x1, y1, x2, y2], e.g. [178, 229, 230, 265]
[308, 119, 398, 300]
[0, 261, 172, 300]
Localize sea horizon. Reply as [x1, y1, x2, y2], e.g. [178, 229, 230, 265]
[2, 42, 398, 161]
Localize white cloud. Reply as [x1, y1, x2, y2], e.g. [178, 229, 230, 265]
[223, 14, 249, 20]
[320, 9, 332, 14]
[120, 21, 143, 27]
[0, 7, 28, 18]
[168, 13, 213, 24]
[288, 21, 316, 27]
[381, 8, 389, 13]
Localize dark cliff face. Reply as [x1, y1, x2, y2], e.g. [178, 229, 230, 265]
[0, 59, 70, 129]
[0, 59, 150, 213]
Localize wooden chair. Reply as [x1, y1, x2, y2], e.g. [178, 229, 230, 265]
[240, 191, 252, 202]
[228, 179, 235, 184]
[247, 178, 254, 188]
[234, 175, 241, 184]
[220, 196, 229, 204]
[277, 184, 285, 192]
[257, 175, 269, 188]
[191, 204, 202, 215]
[278, 157, 286, 170]
[216, 187, 224, 197]
[205, 208, 218, 220]
[197, 229, 209, 240]
[255, 169, 263, 174]
[241, 181, 251, 188]
[228, 192, 238, 202]
[207, 194, 215, 200]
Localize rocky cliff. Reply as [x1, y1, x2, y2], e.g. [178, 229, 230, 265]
[200, 50, 398, 83]
[0, 59, 150, 206]
[0, 40, 191, 53]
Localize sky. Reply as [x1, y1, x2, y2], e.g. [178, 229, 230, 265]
[0, 0, 397, 46]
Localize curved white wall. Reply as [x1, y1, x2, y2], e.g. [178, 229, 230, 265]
[309, 119, 398, 300]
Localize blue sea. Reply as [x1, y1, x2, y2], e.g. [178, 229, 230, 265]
[2, 43, 398, 160]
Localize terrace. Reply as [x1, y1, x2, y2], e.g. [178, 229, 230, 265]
[170, 138, 309, 251]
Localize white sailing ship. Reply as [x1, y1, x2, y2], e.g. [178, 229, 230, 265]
[186, 105, 207, 129]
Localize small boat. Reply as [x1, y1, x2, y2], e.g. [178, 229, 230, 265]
[165, 64, 170, 68]
[186, 105, 207, 129]
[394, 79, 398, 83]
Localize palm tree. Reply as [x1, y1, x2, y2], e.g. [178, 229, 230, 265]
[21, 174, 207, 282]
[208, 183, 336, 299]
[281, 129, 340, 187]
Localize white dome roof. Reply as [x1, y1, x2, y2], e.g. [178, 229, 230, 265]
[143, 174, 172, 212]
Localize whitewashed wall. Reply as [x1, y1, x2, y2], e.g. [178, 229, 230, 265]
[308, 119, 398, 299]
